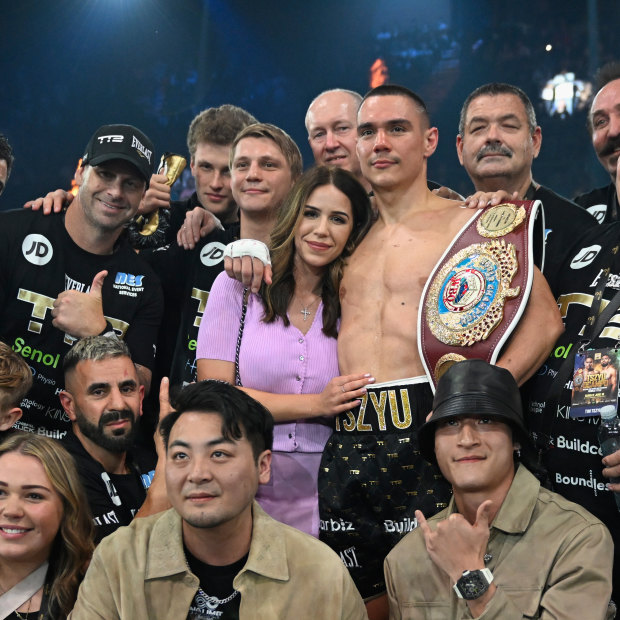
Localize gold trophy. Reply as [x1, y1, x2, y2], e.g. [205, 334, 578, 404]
[136, 152, 187, 237]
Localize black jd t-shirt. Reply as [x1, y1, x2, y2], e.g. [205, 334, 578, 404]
[0, 209, 162, 438]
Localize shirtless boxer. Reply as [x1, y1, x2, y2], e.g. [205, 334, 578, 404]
[225, 85, 563, 619]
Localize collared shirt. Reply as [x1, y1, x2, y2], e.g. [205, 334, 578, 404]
[384, 465, 613, 619]
[69, 502, 367, 620]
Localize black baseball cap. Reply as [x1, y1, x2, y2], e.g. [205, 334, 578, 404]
[82, 124, 155, 183]
[418, 359, 533, 465]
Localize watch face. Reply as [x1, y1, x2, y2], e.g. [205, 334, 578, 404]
[457, 571, 489, 600]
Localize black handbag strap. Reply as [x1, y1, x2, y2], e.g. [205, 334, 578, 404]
[234, 288, 249, 387]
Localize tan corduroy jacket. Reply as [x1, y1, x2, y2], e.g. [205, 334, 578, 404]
[69, 502, 367, 620]
[385, 465, 614, 620]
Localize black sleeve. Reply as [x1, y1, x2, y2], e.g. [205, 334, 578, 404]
[123, 267, 164, 372]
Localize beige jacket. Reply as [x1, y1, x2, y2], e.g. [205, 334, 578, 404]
[385, 465, 614, 619]
[69, 502, 367, 619]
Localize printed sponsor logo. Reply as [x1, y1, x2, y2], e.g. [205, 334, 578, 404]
[93, 510, 120, 527]
[590, 269, 620, 290]
[339, 546, 361, 568]
[555, 472, 607, 494]
[43, 406, 70, 423]
[319, 518, 355, 532]
[556, 435, 602, 455]
[131, 135, 152, 164]
[114, 272, 144, 287]
[13, 420, 36, 434]
[555, 404, 601, 424]
[570, 244, 601, 270]
[13, 337, 61, 368]
[200, 242, 227, 267]
[64, 274, 88, 292]
[36, 427, 67, 440]
[384, 517, 417, 534]
[97, 134, 124, 144]
[22, 234, 53, 266]
[113, 272, 144, 298]
[586, 204, 607, 224]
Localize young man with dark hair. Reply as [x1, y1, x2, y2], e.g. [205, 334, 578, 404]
[59, 335, 156, 542]
[385, 359, 613, 619]
[456, 82, 597, 297]
[69, 380, 367, 620]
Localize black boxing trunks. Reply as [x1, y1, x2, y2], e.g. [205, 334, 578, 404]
[318, 377, 451, 599]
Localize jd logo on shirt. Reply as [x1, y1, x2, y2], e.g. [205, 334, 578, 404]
[22, 234, 53, 266]
[200, 242, 226, 267]
[570, 244, 601, 270]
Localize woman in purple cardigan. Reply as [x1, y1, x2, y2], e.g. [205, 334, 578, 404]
[196, 165, 373, 537]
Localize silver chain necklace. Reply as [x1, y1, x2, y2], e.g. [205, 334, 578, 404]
[194, 586, 239, 611]
[185, 557, 239, 611]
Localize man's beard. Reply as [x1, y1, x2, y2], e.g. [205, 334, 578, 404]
[76, 408, 138, 453]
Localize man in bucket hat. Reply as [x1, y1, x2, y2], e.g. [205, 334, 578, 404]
[384, 359, 614, 620]
[0, 124, 162, 438]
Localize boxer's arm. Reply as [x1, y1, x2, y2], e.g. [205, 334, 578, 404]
[496, 267, 563, 385]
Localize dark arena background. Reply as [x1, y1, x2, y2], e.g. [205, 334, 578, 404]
[2, 0, 619, 207]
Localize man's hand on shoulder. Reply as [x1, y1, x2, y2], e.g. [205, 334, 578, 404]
[176, 206, 222, 250]
[51, 270, 107, 338]
[462, 190, 519, 210]
[138, 173, 171, 215]
[24, 189, 73, 214]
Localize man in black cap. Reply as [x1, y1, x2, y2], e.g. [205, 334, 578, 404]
[384, 359, 614, 619]
[0, 124, 162, 440]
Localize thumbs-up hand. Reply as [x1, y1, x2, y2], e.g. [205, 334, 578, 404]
[52, 270, 108, 337]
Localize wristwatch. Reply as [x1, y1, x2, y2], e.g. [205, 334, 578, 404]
[453, 568, 494, 600]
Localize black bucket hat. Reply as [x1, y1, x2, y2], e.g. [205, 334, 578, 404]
[418, 359, 533, 465]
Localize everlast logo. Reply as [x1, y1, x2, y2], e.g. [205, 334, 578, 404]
[132, 135, 152, 163]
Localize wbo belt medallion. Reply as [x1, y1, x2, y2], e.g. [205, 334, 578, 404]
[426, 239, 520, 347]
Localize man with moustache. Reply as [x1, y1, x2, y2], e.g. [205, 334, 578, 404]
[59, 335, 156, 543]
[457, 82, 597, 297]
[575, 61, 620, 224]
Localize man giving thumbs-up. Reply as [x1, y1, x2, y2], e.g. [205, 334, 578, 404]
[0, 124, 162, 440]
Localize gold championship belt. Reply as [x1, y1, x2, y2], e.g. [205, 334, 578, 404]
[135, 152, 187, 237]
[418, 200, 544, 389]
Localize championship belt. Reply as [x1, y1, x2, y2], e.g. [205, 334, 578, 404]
[418, 200, 544, 390]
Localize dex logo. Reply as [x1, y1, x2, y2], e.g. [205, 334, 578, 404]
[200, 242, 226, 267]
[22, 235, 53, 266]
[570, 244, 601, 270]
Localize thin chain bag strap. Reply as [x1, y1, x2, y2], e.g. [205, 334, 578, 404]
[234, 288, 249, 387]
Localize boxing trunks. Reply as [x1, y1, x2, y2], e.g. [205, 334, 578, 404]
[318, 377, 451, 599]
